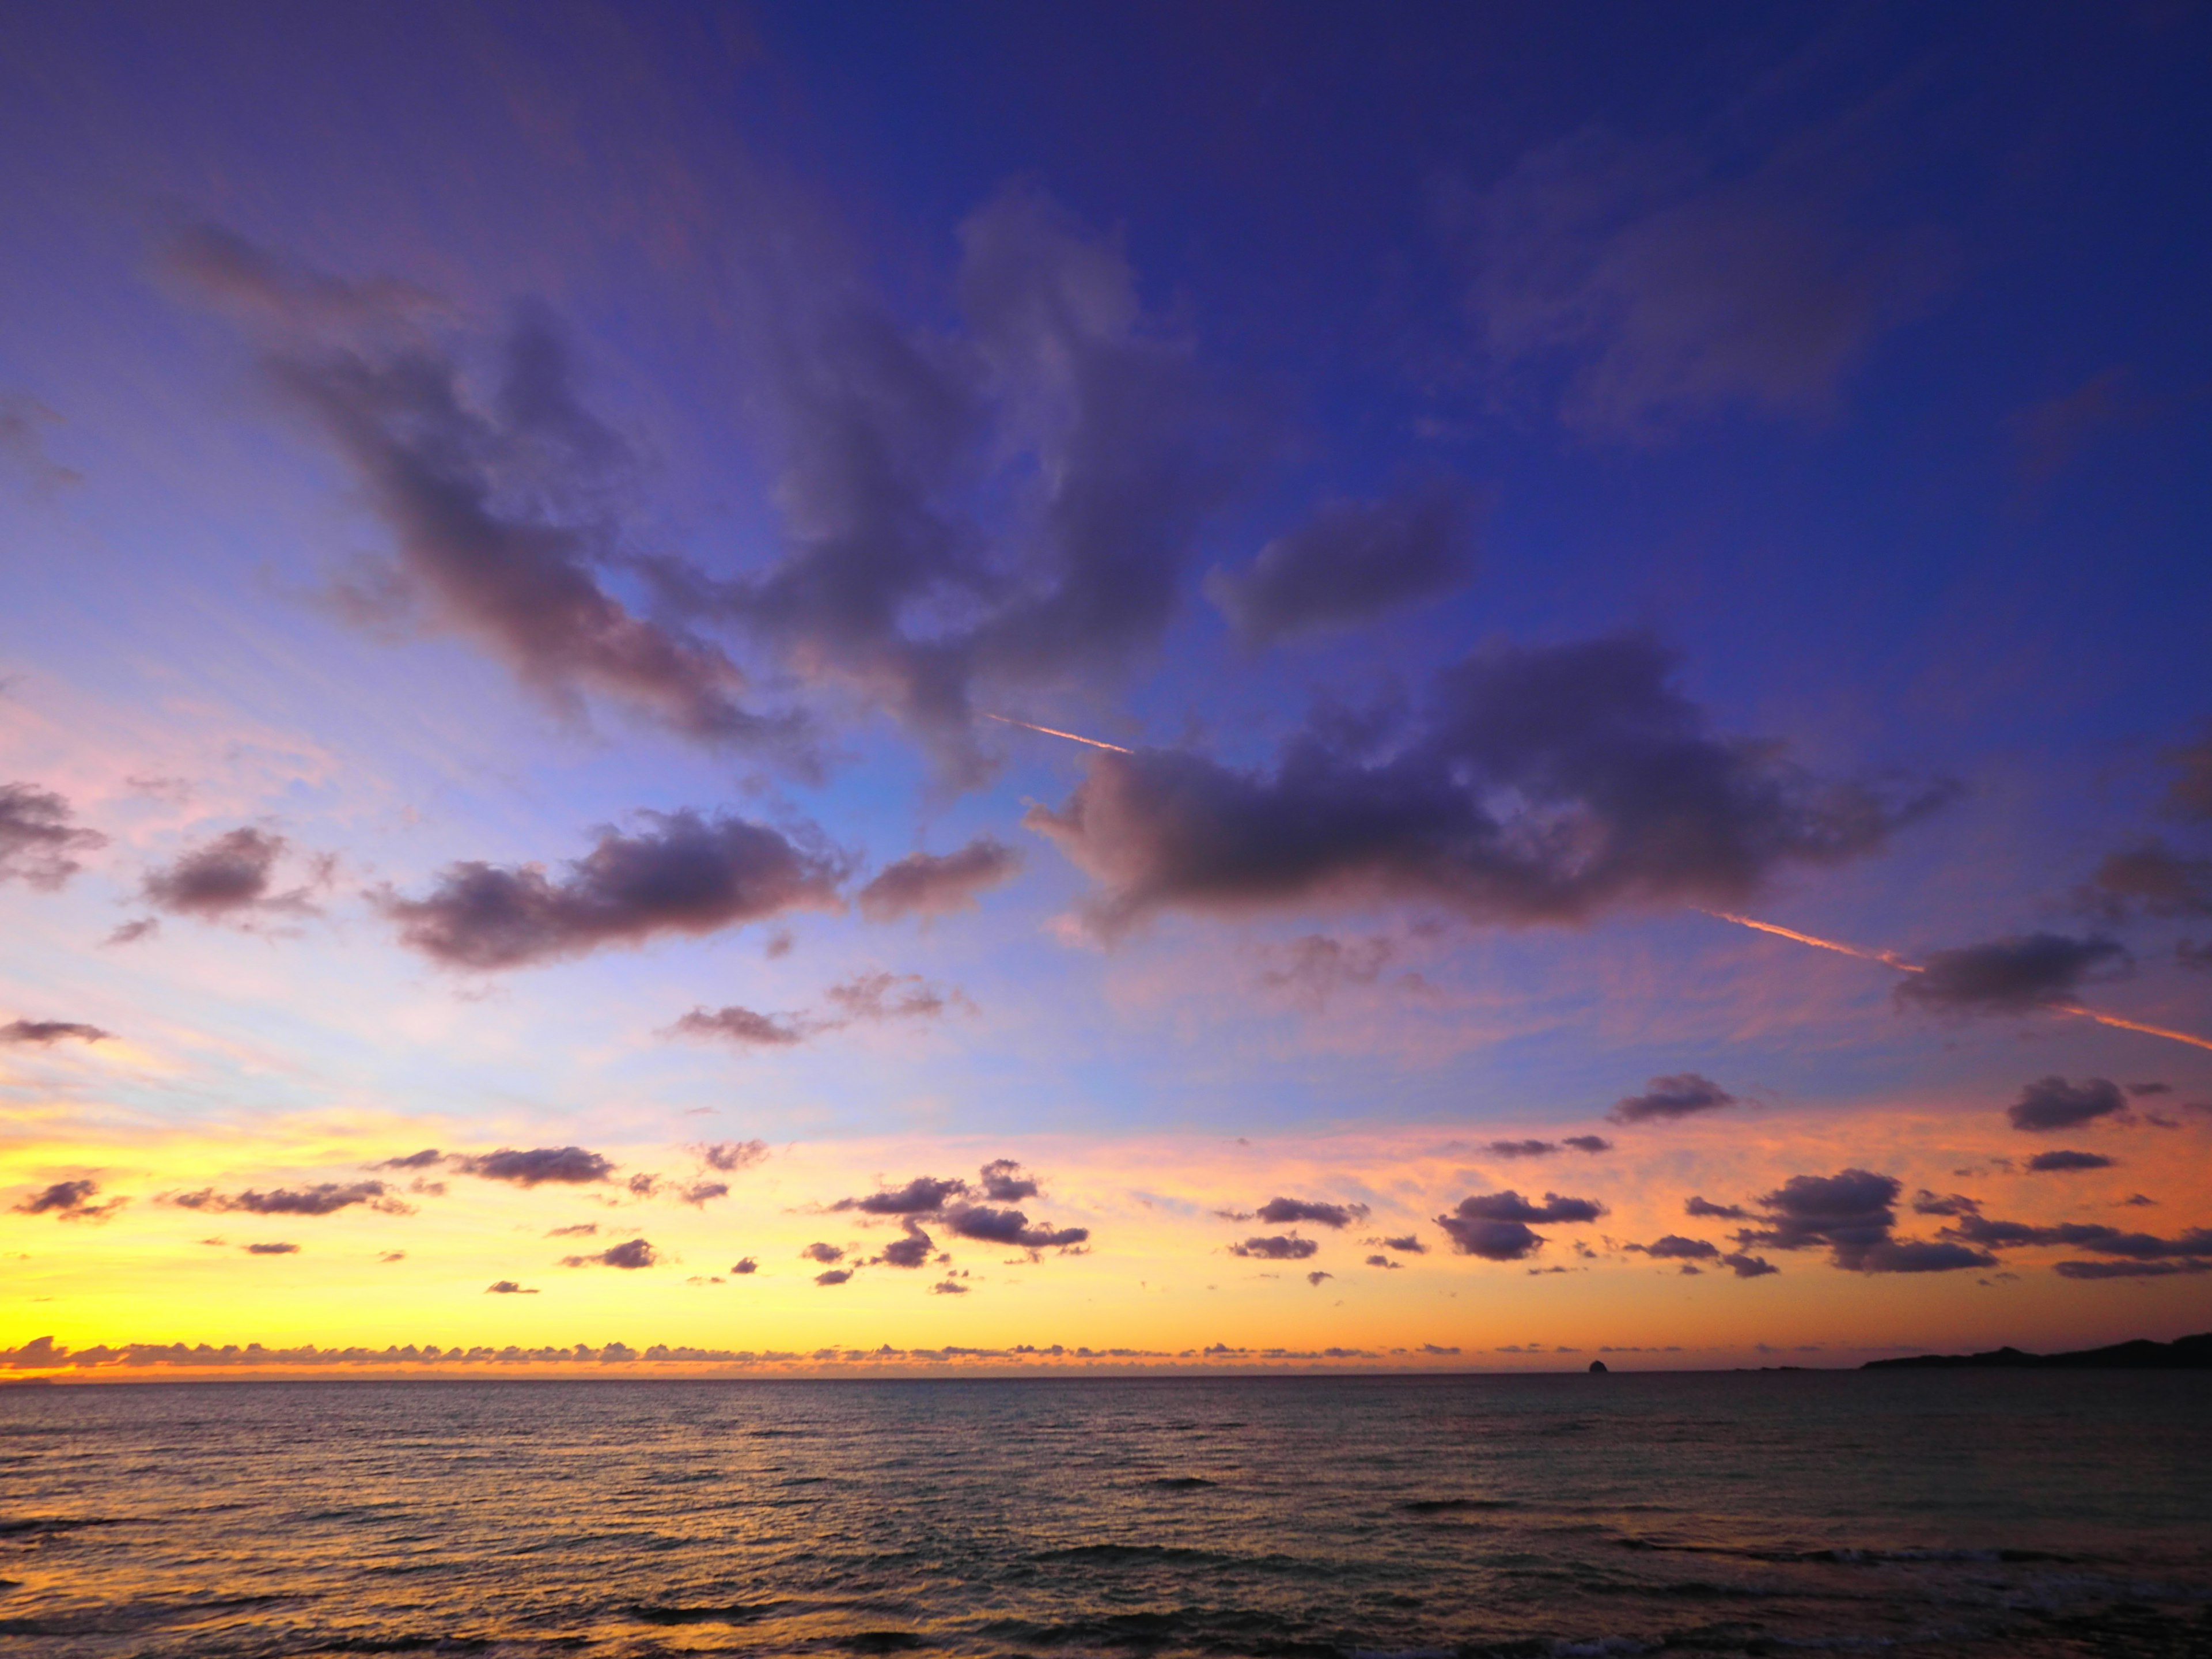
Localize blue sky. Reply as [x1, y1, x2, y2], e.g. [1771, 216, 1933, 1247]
[2, 2, 2209, 1373]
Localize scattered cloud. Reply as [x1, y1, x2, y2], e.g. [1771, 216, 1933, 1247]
[486, 1281, 538, 1294]
[2006, 1076, 2127, 1134]
[12, 1180, 126, 1222]
[1733, 1170, 1991, 1274]
[731, 1257, 757, 1275]
[669, 1005, 810, 1048]
[0, 1019, 111, 1047]
[139, 827, 327, 926]
[449, 1147, 616, 1187]
[1608, 1073, 1733, 1126]
[1685, 1196, 1749, 1221]
[2025, 1150, 2115, 1173]
[1253, 1197, 1369, 1229]
[1230, 1235, 1319, 1260]
[857, 838, 1022, 922]
[691, 1139, 769, 1173]
[1435, 1191, 1604, 1261]
[245, 1242, 300, 1255]
[1206, 480, 1475, 646]
[561, 1238, 657, 1269]
[0, 783, 106, 889]
[1896, 934, 2127, 1018]
[169, 1181, 408, 1217]
[1306, 1270, 1334, 1286]
[2081, 841, 2212, 921]
[377, 809, 849, 971]
[1624, 1234, 1718, 1260]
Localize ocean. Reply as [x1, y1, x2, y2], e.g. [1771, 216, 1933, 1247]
[2, 1370, 2207, 1657]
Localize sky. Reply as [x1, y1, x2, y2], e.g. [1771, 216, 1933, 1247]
[2, 1, 2209, 1379]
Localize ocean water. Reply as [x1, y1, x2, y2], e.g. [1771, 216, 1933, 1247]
[2, 1372, 2208, 1658]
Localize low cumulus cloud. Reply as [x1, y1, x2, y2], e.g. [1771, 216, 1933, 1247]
[1730, 1170, 1991, 1274]
[380, 1147, 616, 1187]
[378, 809, 849, 971]
[12, 1179, 127, 1222]
[691, 1140, 769, 1173]
[245, 1241, 300, 1255]
[801, 1243, 846, 1264]
[668, 1005, 810, 1049]
[1895, 934, 2127, 1017]
[2006, 1076, 2127, 1134]
[169, 1181, 409, 1217]
[1608, 1073, 1733, 1126]
[0, 1019, 111, 1047]
[1435, 1191, 1604, 1262]
[857, 838, 1022, 922]
[670, 972, 968, 1054]
[561, 1238, 657, 1269]
[1936, 1213, 2212, 1276]
[0, 783, 106, 889]
[138, 827, 328, 926]
[1367, 1233, 1427, 1254]
[1624, 1234, 1718, 1261]
[1028, 634, 1943, 938]
[1484, 1135, 1614, 1158]
[1254, 1197, 1369, 1229]
[1230, 1235, 1320, 1261]
[732, 1257, 757, 1275]
[821, 1163, 1083, 1257]
[1685, 1196, 1749, 1221]
[815, 1269, 853, 1286]
[2025, 1150, 2115, 1173]
[486, 1281, 538, 1294]
[1206, 480, 1476, 646]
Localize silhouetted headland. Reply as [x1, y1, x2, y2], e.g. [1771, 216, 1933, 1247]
[1865, 1332, 2211, 1370]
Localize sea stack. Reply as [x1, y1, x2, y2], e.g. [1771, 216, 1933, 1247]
[1588, 1360, 1608, 1374]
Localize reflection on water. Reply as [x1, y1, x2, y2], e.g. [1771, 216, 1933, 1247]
[3, 1371, 2208, 1656]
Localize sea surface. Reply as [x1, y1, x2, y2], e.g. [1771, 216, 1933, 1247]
[2, 1371, 2209, 1658]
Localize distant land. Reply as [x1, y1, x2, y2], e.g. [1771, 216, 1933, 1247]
[1866, 1332, 2212, 1370]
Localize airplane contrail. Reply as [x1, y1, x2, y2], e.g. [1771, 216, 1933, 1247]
[980, 711, 1131, 753]
[1703, 909, 2212, 1054]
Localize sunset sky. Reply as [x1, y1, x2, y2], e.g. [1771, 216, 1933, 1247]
[3, 2, 2209, 1377]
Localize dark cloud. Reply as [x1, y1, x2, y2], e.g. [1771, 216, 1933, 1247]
[2128, 1082, 2172, 1098]
[1435, 1190, 1605, 1261]
[931, 1278, 969, 1294]
[1896, 934, 2127, 1018]
[1255, 1197, 1369, 1229]
[0, 783, 106, 889]
[103, 918, 160, 947]
[0, 1019, 110, 1046]
[1484, 1139, 1559, 1159]
[835, 1176, 968, 1217]
[2082, 842, 2212, 922]
[1450, 1191, 1606, 1224]
[1369, 1234, 1427, 1253]
[2026, 1150, 2116, 1173]
[1938, 1214, 2212, 1261]
[379, 809, 848, 971]
[1365, 1255, 1402, 1268]
[1230, 1234, 1320, 1260]
[1626, 1234, 1718, 1260]
[977, 1160, 1039, 1202]
[857, 838, 1022, 922]
[2052, 1259, 2210, 1279]
[374, 1148, 444, 1170]
[944, 1203, 1088, 1251]
[546, 1224, 598, 1238]
[2162, 726, 2212, 821]
[1608, 1073, 1733, 1126]
[815, 1268, 854, 1286]
[1028, 634, 1941, 936]
[1721, 1252, 1778, 1278]
[691, 1139, 769, 1173]
[443, 1147, 613, 1187]
[732, 1257, 757, 1275]
[141, 827, 323, 923]
[1206, 481, 1475, 646]
[1735, 1170, 1992, 1274]
[562, 1238, 657, 1269]
[801, 1243, 846, 1264]
[1562, 1135, 1614, 1154]
[1446, 123, 1951, 440]
[1306, 1270, 1334, 1286]
[486, 1281, 538, 1294]
[2006, 1076, 2127, 1134]
[669, 1005, 811, 1048]
[873, 1224, 935, 1269]
[172, 231, 796, 758]
[245, 1242, 300, 1255]
[650, 183, 1248, 784]
[1685, 1196, 1749, 1220]
[627, 1173, 662, 1199]
[674, 1180, 730, 1206]
[12, 1179, 126, 1222]
[169, 1181, 406, 1217]
[1912, 1191, 1982, 1217]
